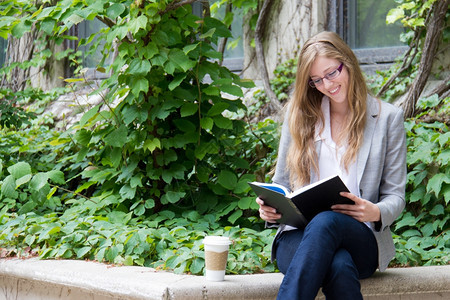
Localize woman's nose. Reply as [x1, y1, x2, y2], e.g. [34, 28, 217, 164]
[322, 78, 333, 89]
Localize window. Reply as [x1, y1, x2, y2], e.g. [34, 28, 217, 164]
[0, 38, 6, 67]
[327, 0, 407, 72]
[76, 19, 112, 79]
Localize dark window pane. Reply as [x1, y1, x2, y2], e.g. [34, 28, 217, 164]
[78, 19, 111, 69]
[0, 38, 6, 67]
[348, 0, 404, 49]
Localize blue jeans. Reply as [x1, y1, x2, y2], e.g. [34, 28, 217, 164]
[275, 211, 378, 300]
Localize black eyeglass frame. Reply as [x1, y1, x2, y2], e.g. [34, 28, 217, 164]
[308, 62, 344, 88]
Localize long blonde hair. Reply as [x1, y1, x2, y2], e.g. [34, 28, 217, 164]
[286, 31, 367, 188]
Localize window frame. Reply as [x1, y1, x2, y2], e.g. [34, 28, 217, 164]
[326, 0, 408, 73]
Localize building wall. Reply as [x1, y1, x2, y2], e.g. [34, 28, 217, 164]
[242, 0, 327, 80]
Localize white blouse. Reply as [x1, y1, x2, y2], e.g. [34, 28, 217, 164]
[317, 97, 360, 198]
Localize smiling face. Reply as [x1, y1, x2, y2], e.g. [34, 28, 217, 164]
[309, 56, 349, 107]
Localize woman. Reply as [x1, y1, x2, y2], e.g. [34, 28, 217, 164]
[256, 31, 406, 299]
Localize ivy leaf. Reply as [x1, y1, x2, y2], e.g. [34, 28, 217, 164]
[217, 170, 237, 190]
[15, 174, 32, 188]
[203, 86, 220, 96]
[129, 15, 148, 34]
[161, 191, 186, 204]
[427, 173, 450, 198]
[219, 84, 243, 97]
[12, 19, 32, 38]
[214, 115, 233, 129]
[67, 14, 85, 25]
[386, 8, 404, 24]
[131, 77, 149, 96]
[168, 49, 196, 72]
[429, 204, 444, 216]
[1, 175, 18, 199]
[421, 223, 434, 237]
[18, 201, 37, 215]
[104, 125, 128, 148]
[76, 246, 92, 258]
[394, 212, 416, 231]
[7, 162, 31, 179]
[128, 58, 151, 75]
[30, 172, 49, 191]
[80, 105, 100, 126]
[47, 170, 66, 185]
[168, 73, 187, 91]
[180, 102, 198, 117]
[228, 210, 243, 224]
[183, 43, 199, 55]
[443, 185, 450, 205]
[41, 19, 56, 35]
[238, 197, 254, 210]
[200, 117, 214, 130]
[189, 257, 204, 274]
[143, 138, 161, 153]
[75, 129, 92, 146]
[437, 132, 450, 147]
[133, 204, 146, 216]
[106, 3, 126, 19]
[207, 102, 229, 116]
[199, 28, 216, 39]
[204, 17, 232, 38]
[119, 184, 136, 200]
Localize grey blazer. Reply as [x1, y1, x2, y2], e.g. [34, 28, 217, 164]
[271, 95, 407, 272]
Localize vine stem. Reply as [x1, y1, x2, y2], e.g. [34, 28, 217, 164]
[49, 184, 98, 204]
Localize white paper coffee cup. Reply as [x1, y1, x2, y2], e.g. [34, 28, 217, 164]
[203, 236, 231, 281]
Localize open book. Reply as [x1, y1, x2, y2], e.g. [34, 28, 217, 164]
[249, 175, 354, 228]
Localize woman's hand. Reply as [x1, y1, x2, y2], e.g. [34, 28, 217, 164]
[331, 192, 381, 223]
[256, 197, 282, 223]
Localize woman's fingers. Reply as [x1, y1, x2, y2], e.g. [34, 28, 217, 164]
[256, 198, 281, 222]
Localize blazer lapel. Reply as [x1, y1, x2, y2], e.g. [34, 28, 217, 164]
[357, 96, 380, 184]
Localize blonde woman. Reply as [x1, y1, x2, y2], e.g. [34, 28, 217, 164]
[256, 31, 406, 299]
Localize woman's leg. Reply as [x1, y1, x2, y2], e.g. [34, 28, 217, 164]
[275, 211, 378, 300]
[321, 248, 360, 300]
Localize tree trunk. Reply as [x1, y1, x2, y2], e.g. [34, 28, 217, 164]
[255, 0, 283, 113]
[402, 0, 449, 118]
[0, 31, 37, 91]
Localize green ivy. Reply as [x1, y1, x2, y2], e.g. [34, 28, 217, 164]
[392, 95, 449, 266]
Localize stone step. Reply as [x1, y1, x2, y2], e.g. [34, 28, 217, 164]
[0, 258, 448, 299]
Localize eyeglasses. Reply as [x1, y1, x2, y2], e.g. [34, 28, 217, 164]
[309, 63, 344, 88]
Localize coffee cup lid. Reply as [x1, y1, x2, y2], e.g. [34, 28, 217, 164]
[203, 236, 231, 245]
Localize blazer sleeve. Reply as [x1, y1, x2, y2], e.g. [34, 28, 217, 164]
[375, 107, 407, 232]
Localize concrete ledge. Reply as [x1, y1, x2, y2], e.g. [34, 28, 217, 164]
[0, 258, 448, 299]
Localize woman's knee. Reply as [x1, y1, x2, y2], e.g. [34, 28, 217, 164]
[305, 211, 342, 234]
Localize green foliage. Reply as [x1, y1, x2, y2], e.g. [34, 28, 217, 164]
[368, 0, 449, 101]
[271, 58, 297, 102]
[0, 88, 36, 128]
[386, 0, 436, 29]
[0, 205, 275, 274]
[392, 96, 450, 266]
[0, 0, 280, 274]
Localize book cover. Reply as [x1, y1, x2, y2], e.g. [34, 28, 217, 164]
[249, 175, 354, 228]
